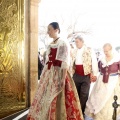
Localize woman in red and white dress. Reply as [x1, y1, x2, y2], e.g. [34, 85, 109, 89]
[27, 22, 83, 120]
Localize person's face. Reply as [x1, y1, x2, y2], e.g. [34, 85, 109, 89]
[103, 46, 112, 57]
[75, 39, 84, 49]
[47, 25, 58, 38]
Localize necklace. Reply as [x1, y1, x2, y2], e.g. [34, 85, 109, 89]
[53, 37, 60, 43]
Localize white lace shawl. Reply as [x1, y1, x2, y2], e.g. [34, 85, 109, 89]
[46, 39, 70, 69]
[99, 52, 120, 68]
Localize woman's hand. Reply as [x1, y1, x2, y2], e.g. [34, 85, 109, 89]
[90, 73, 97, 82]
[61, 68, 67, 87]
[61, 77, 66, 87]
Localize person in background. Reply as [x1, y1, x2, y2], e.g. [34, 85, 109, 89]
[73, 36, 98, 116]
[85, 43, 120, 120]
[116, 46, 120, 54]
[69, 43, 76, 77]
[96, 51, 101, 61]
[38, 52, 43, 80]
[43, 50, 47, 65]
[27, 22, 83, 120]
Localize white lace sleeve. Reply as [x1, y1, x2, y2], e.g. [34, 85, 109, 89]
[56, 40, 70, 69]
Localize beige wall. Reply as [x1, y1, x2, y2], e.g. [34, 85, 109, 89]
[25, 0, 41, 106]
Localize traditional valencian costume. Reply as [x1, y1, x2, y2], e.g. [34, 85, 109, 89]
[73, 45, 98, 114]
[85, 53, 120, 120]
[27, 38, 83, 120]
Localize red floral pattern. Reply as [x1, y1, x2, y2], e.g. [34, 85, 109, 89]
[65, 77, 82, 120]
[26, 41, 83, 120]
[48, 76, 83, 120]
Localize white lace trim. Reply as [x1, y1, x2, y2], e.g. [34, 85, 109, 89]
[100, 53, 120, 67]
[46, 39, 70, 69]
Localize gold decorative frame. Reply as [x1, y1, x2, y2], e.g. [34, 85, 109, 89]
[0, 0, 26, 118]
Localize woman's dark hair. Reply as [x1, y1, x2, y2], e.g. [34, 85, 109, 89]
[49, 22, 60, 33]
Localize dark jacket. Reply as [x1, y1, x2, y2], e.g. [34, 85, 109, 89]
[38, 55, 43, 79]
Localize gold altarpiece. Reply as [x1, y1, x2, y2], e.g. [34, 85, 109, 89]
[0, 0, 26, 118]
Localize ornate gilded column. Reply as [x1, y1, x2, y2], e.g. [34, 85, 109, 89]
[0, 0, 26, 118]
